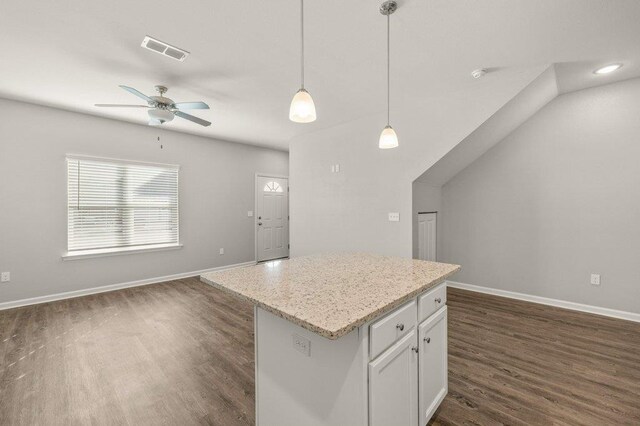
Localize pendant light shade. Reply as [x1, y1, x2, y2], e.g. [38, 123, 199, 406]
[379, 1, 398, 149]
[290, 0, 316, 123]
[290, 88, 316, 123]
[379, 125, 399, 149]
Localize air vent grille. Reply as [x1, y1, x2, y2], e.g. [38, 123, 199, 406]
[141, 36, 189, 62]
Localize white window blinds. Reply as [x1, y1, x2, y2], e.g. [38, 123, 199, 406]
[67, 156, 179, 253]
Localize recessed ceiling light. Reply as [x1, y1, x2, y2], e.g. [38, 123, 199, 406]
[594, 64, 622, 75]
[471, 68, 487, 79]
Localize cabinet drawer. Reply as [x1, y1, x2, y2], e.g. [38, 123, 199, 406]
[370, 300, 417, 360]
[418, 283, 446, 323]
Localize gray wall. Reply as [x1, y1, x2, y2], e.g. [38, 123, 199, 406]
[411, 182, 441, 259]
[0, 98, 288, 304]
[289, 119, 412, 258]
[440, 78, 640, 314]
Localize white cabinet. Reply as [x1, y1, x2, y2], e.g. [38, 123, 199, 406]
[370, 299, 417, 359]
[369, 330, 419, 426]
[368, 283, 448, 426]
[254, 283, 449, 426]
[418, 306, 448, 425]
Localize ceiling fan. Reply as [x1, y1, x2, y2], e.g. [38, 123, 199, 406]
[96, 85, 211, 127]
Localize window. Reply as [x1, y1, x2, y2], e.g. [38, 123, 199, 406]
[66, 156, 179, 257]
[263, 181, 283, 192]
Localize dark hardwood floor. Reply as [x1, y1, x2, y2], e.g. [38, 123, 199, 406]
[429, 288, 640, 426]
[1, 278, 639, 425]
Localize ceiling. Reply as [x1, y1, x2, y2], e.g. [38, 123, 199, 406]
[2, 1, 640, 151]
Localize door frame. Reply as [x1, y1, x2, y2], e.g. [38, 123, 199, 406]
[255, 173, 290, 263]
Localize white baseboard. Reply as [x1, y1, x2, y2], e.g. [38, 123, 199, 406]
[0, 261, 257, 311]
[446, 280, 640, 323]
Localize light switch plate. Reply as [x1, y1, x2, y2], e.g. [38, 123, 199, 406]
[1, 272, 10, 283]
[292, 334, 311, 356]
[590, 274, 600, 285]
[388, 212, 400, 222]
[219, 248, 224, 255]
[335, 164, 340, 172]
[247, 211, 253, 217]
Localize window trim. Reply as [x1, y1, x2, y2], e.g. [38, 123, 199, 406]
[62, 243, 183, 261]
[65, 154, 180, 259]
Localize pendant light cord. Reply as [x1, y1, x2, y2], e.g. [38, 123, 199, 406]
[301, 0, 305, 89]
[386, 12, 390, 126]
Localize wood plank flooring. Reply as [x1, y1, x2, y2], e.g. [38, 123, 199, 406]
[1, 278, 639, 425]
[429, 288, 640, 426]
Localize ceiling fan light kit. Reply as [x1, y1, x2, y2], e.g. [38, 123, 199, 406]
[96, 85, 211, 127]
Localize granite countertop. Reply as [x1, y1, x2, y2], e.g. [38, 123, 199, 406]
[200, 253, 460, 339]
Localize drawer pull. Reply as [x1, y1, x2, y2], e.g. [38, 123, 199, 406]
[396, 323, 405, 331]
[424, 337, 431, 344]
[434, 298, 442, 304]
[411, 346, 419, 354]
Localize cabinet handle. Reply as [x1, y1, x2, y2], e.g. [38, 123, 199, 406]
[411, 346, 419, 354]
[424, 337, 431, 344]
[434, 298, 442, 304]
[396, 323, 405, 331]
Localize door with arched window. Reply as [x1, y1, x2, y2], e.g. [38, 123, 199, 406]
[256, 175, 289, 262]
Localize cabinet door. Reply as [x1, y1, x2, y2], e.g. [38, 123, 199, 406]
[369, 330, 418, 426]
[418, 306, 448, 425]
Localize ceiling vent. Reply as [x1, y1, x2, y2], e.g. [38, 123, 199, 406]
[141, 36, 189, 62]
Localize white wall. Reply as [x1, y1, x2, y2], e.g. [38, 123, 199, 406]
[440, 78, 640, 314]
[411, 182, 441, 259]
[0, 98, 288, 304]
[289, 67, 547, 258]
[289, 120, 412, 257]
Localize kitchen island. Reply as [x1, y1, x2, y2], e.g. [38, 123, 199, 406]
[200, 253, 460, 426]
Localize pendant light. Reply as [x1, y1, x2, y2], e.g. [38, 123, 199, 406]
[379, 1, 398, 149]
[289, 0, 316, 123]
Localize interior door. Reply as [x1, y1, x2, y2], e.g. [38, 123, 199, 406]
[418, 213, 437, 261]
[256, 176, 289, 262]
[418, 306, 448, 425]
[369, 330, 419, 426]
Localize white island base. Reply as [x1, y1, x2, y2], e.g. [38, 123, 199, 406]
[254, 282, 448, 426]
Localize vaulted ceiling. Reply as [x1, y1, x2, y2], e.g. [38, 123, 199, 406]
[2, 1, 640, 151]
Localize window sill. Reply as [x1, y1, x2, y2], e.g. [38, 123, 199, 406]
[62, 243, 183, 261]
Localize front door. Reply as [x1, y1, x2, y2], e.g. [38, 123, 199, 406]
[256, 176, 289, 262]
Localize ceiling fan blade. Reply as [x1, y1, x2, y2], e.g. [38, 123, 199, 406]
[95, 104, 149, 108]
[174, 111, 211, 127]
[173, 101, 210, 110]
[119, 85, 154, 103]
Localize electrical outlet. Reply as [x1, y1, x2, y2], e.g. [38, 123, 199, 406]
[292, 334, 311, 357]
[247, 211, 254, 217]
[388, 212, 400, 222]
[1, 272, 10, 283]
[590, 274, 601, 286]
[219, 248, 224, 255]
